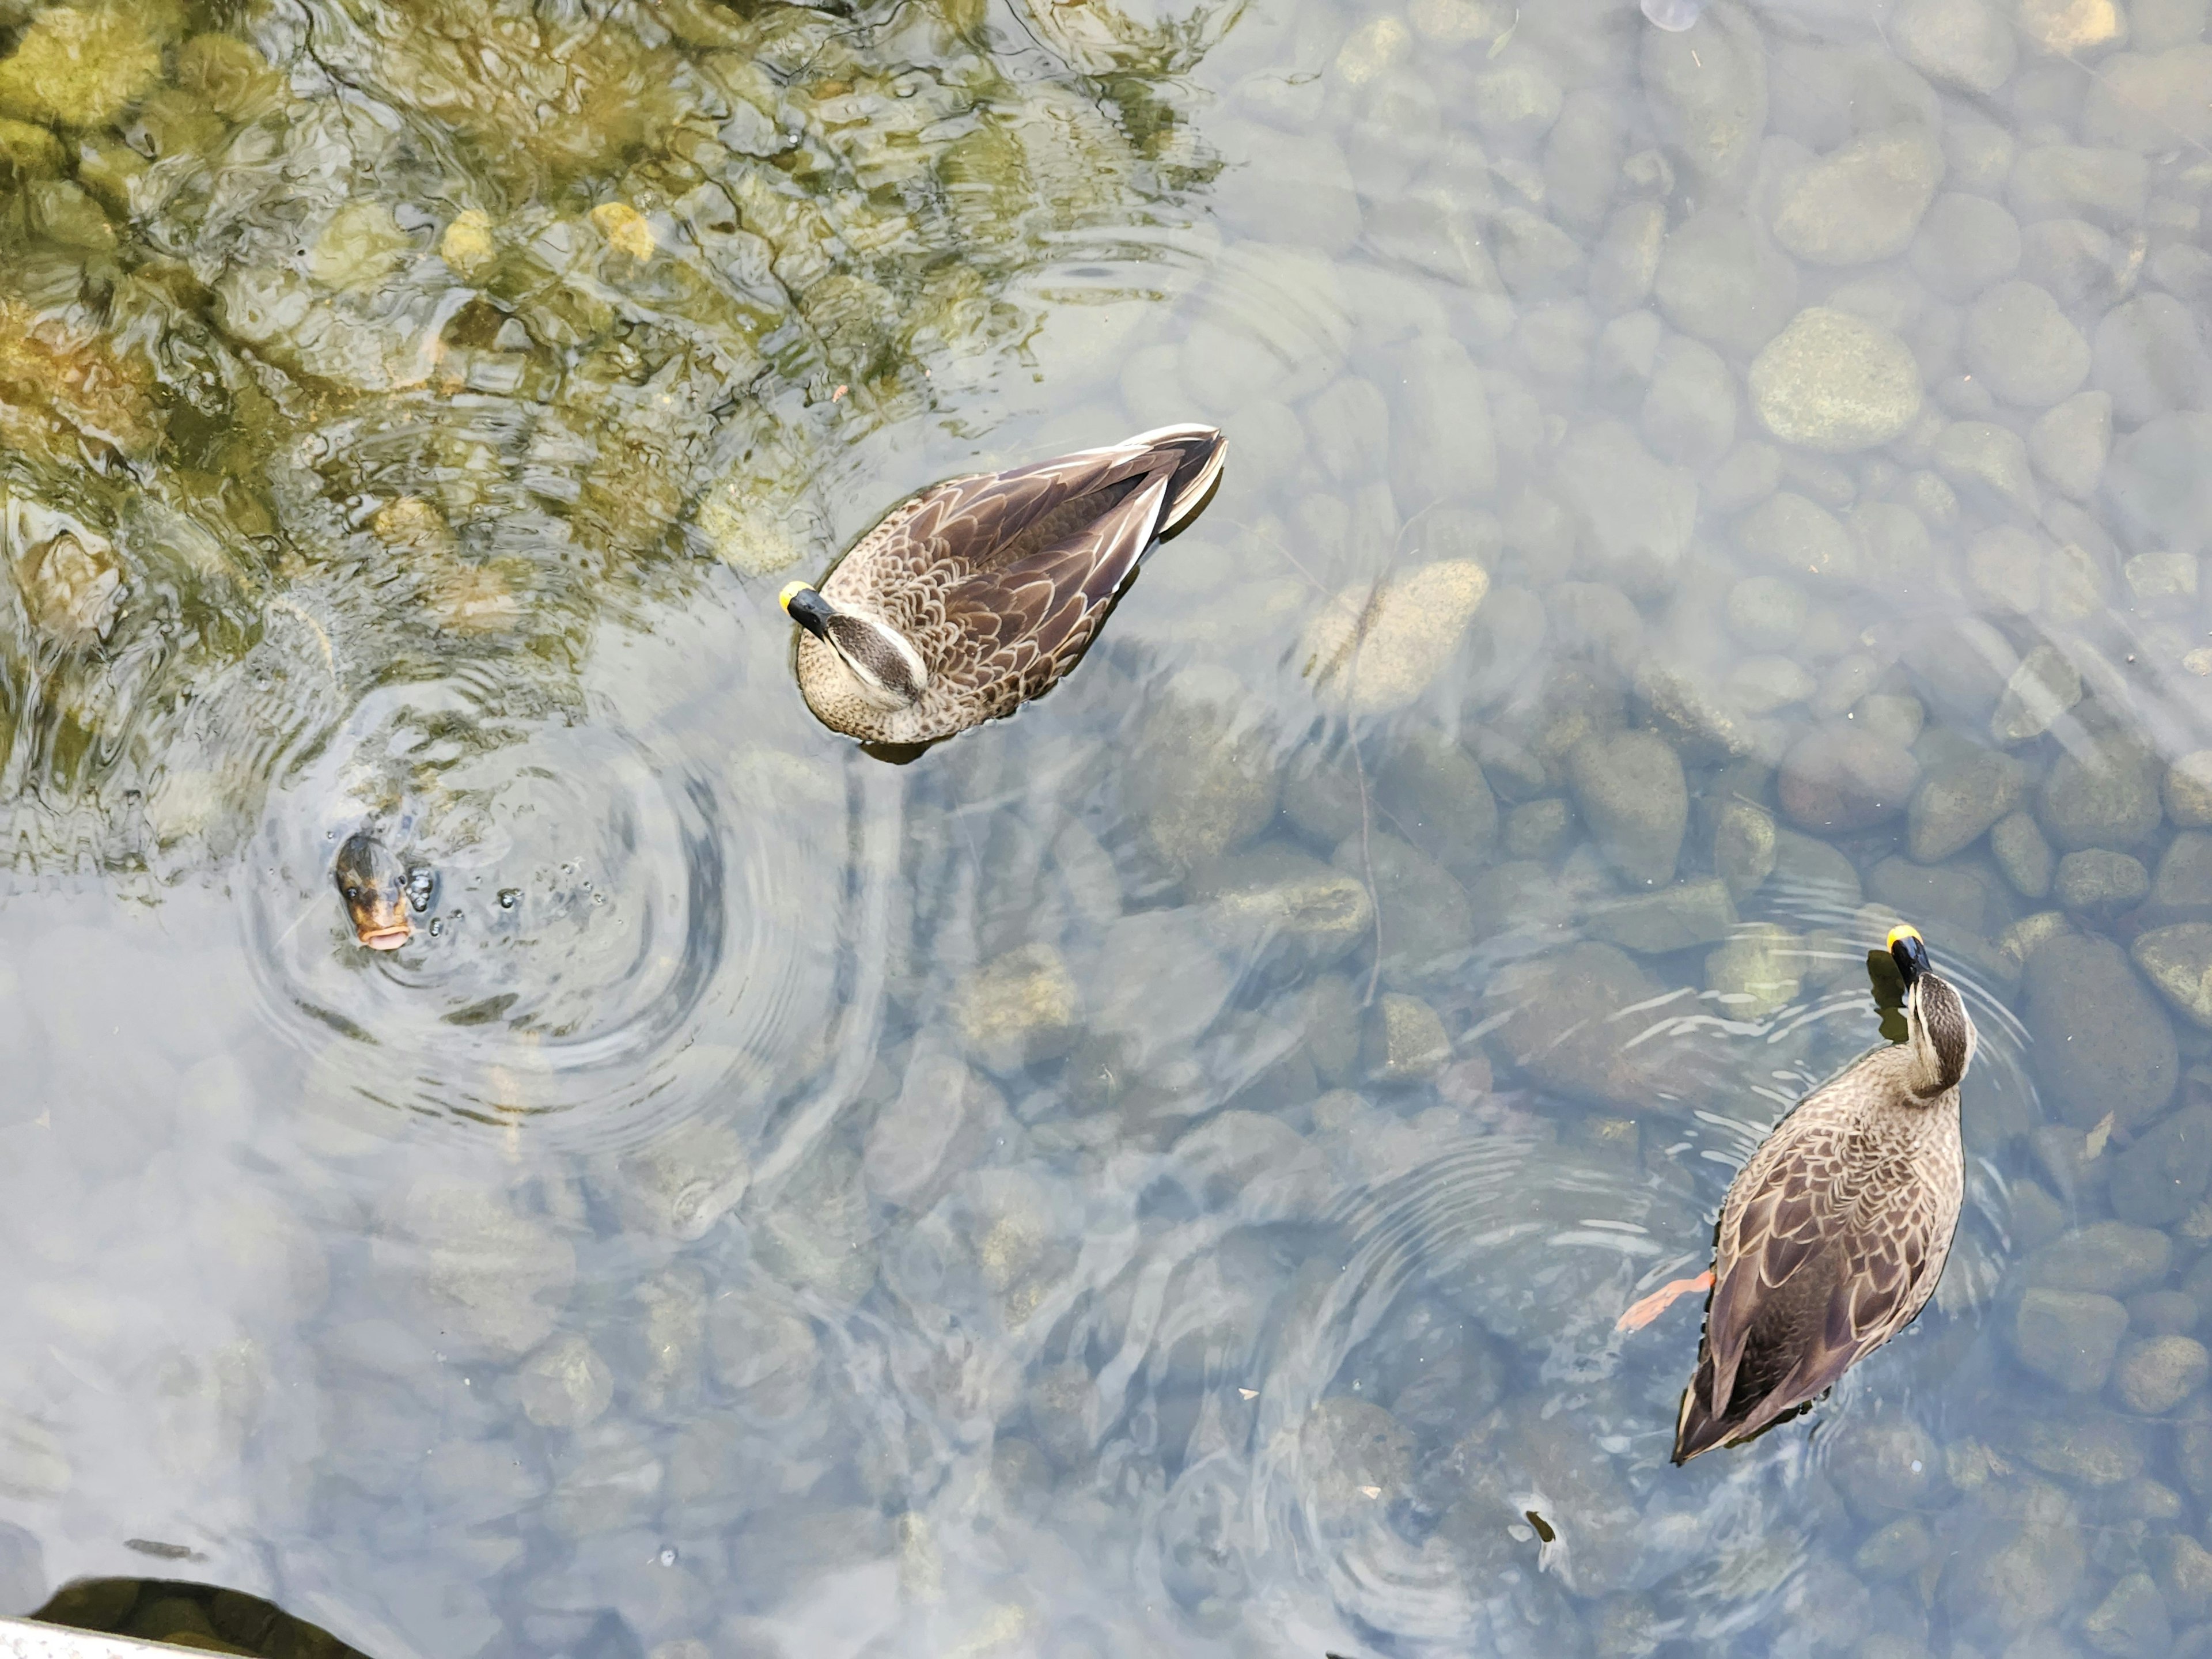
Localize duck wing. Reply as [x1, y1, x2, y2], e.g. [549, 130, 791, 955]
[1675, 1111, 1946, 1462]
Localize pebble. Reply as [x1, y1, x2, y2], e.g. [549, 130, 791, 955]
[0, 6, 161, 128]
[2017, 0, 2128, 55]
[2122, 551, 2196, 612]
[2131, 926, 2212, 1029]
[1932, 420, 2040, 517]
[1200, 847, 1375, 970]
[2165, 753, 2212, 827]
[1771, 127, 1945, 266]
[605, 1118, 752, 1242]
[1503, 797, 1576, 861]
[1962, 281, 2090, 408]
[1705, 923, 1805, 1017]
[1749, 308, 1923, 453]
[2108, 412, 2212, 558]
[1640, 3, 1768, 188]
[1892, 0, 2017, 91]
[2030, 1222, 2173, 1294]
[1909, 192, 2022, 301]
[1363, 993, 1451, 1082]
[1586, 877, 1739, 953]
[1993, 810, 2057, 896]
[1654, 209, 1800, 356]
[2010, 145, 2149, 228]
[1908, 748, 2024, 860]
[2081, 44, 2212, 151]
[1714, 799, 1778, 899]
[1589, 199, 1668, 315]
[2152, 834, 2212, 908]
[2162, 1535, 2212, 1623]
[2054, 849, 2148, 910]
[373, 1180, 577, 1361]
[1301, 560, 1493, 715]
[1726, 656, 1815, 714]
[2110, 1103, 2212, 1224]
[953, 945, 1081, 1075]
[1129, 668, 1279, 871]
[1389, 335, 1497, 509]
[1990, 643, 2083, 744]
[2013, 1287, 2129, 1392]
[1490, 942, 1661, 1107]
[2040, 728, 2162, 850]
[2016, 1413, 2145, 1485]
[2022, 931, 2178, 1128]
[517, 1333, 615, 1430]
[1640, 335, 1736, 468]
[2027, 391, 2113, 500]
[1567, 728, 1688, 887]
[2082, 1573, 2172, 1659]
[1554, 421, 1698, 593]
[1737, 491, 1856, 584]
[1779, 724, 1918, 831]
[863, 1046, 1002, 1212]
[1332, 832, 1473, 984]
[2093, 294, 2212, 427]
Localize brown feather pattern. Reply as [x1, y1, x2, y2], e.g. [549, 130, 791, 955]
[791, 426, 1224, 743]
[1673, 988, 1971, 1464]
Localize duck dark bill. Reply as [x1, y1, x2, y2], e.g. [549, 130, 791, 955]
[1666, 918, 1976, 1462]
[779, 424, 1226, 745]
[1889, 922, 1931, 986]
[334, 831, 412, 950]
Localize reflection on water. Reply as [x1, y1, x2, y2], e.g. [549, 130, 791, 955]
[4, 0, 2212, 1650]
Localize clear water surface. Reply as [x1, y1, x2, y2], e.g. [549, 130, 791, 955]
[2, 0, 2210, 1652]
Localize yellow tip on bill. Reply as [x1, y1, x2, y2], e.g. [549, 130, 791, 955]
[1887, 923, 1921, 949]
[778, 582, 808, 615]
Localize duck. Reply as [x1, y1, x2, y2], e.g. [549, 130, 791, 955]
[332, 831, 413, 950]
[1628, 923, 1978, 1463]
[777, 423, 1226, 745]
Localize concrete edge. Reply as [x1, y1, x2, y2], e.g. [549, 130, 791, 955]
[0, 1619, 190, 1658]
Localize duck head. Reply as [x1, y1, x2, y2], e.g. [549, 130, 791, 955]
[1889, 923, 1977, 1094]
[780, 584, 931, 711]
[335, 831, 412, 950]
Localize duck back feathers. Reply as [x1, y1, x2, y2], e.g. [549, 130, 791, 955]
[794, 425, 1224, 744]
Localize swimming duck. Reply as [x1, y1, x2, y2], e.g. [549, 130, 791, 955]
[778, 423, 1226, 744]
[333, 831, 412, 950]
[1659, 924, 1976, 1462]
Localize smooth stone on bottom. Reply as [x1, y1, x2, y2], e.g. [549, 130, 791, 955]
[1748, 306, 1923, 453]
[2113, 1335, 2211, 1413]
[2013, 1286, 2130, 1392]
[2022, 931, 2179, 1128]
[952, 944, 1081, 1074]
[2054, 848, 2149, 910]
[2082, 1571, 2172, 1659]
[2028, 1221, 2173, 1294]
[1705, 922, 1804, 1017]
[1779, 724, 1918, 831]
[1991, 644, 2084, 744]
[1585, 877, 1738, 953]
[2040, 730, 2163, 850]
[1300, 559, 1493, 714]
[2133, 925, 2212, 1029]
[1567, 727, 1688, 888]
[1364, 993, 1451, 1081]
[1993, 809, 2057, 896]
[1908, 748, 2025, 861]
[1488, 941, 1661, 1108]
[2165, 752, 2212, 827]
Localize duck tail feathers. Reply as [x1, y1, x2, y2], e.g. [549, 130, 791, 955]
[1125, 423, 1226, 536]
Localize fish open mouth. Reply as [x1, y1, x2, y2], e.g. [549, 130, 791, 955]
[357, 922, 411, 950]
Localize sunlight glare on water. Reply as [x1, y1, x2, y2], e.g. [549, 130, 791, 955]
[2, 0, 2211, 1651]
